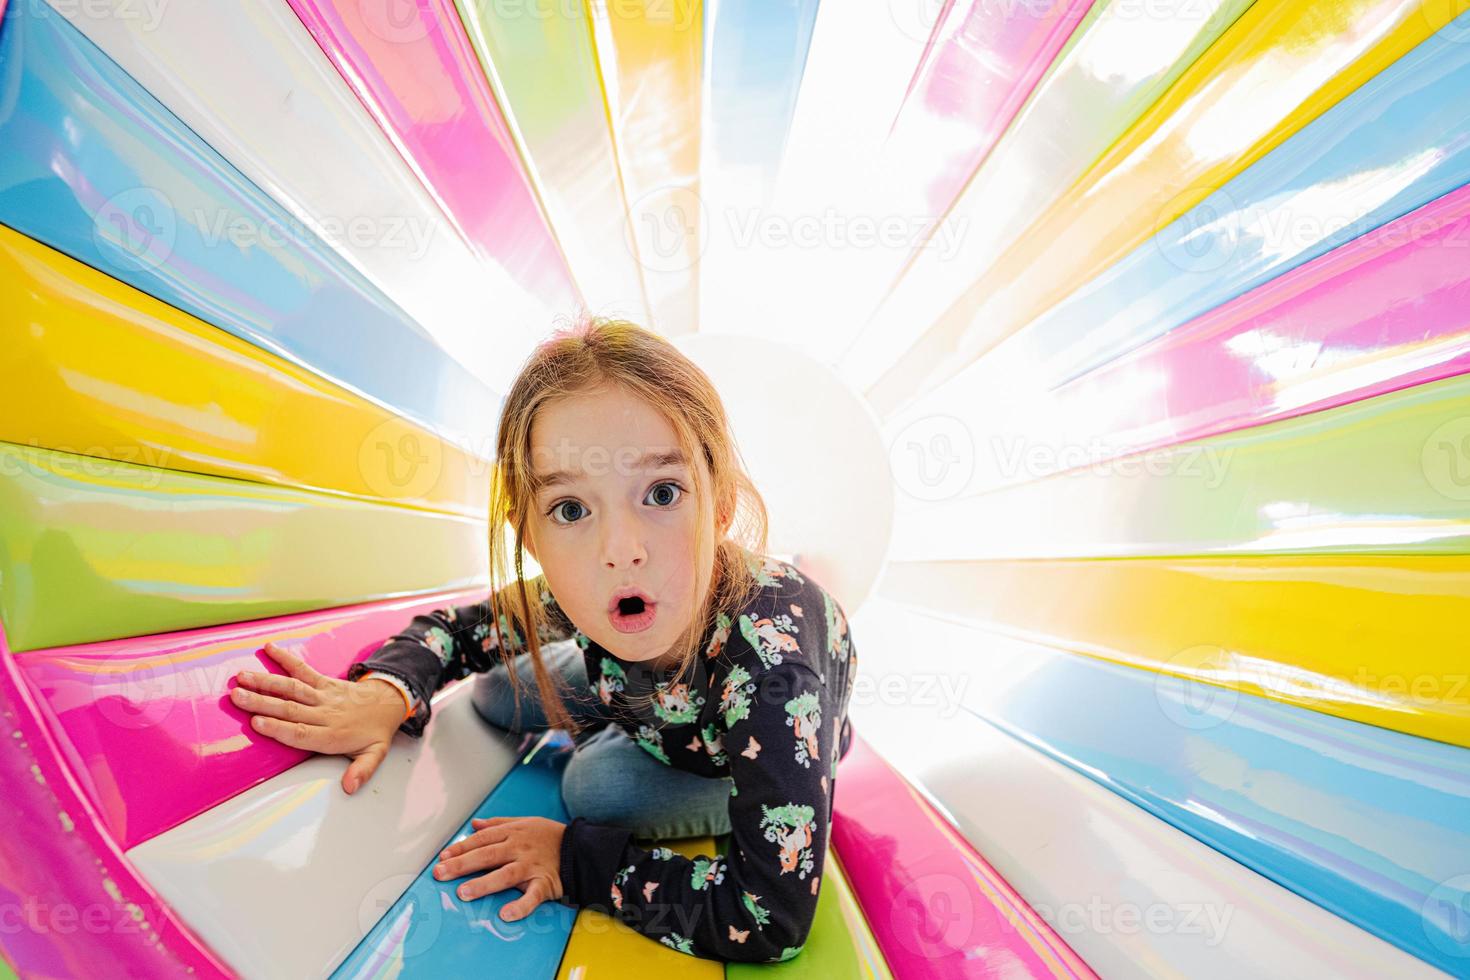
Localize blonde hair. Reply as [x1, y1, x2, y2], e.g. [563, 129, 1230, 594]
[484, 313, 770, 738]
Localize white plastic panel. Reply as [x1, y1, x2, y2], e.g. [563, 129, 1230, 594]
[126, 682, 522, 980]
[47, 0, 532, 395]
[846, 598, 1451, 980]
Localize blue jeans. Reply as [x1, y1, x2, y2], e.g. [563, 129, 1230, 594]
[470, 640, 733, 841]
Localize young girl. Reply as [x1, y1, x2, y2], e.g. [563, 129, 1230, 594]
[231, 315, 857, 963]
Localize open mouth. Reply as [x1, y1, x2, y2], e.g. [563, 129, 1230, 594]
[609, 592, 657, 633]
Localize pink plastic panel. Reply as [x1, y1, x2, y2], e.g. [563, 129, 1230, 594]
[16, 588, 487, 850]
[285, 0, 579, 311]
[888, 0, 1095, 238]
[914, 176, 1470, 499]
[0, 624, 230, 980]
[832, 733, 1096, 979]
[1048, 179, 1470, 457]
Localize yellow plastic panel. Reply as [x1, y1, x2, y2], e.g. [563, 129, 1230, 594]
[586, 0, 702, 334]
[0, 441, 488, 652]
[554, 836, 723, 978]
[727, 847, 894, 979]
[869, 0, 1470, 414]
[0, 225, 489, 519]
[880, 556, 1470, 748]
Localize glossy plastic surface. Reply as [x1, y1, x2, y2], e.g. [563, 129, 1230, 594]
[698, 0, 821, 335]
[884, 179, 1470, 497]
[586, 0, 702, 333]
[453, 0, 650, 322]
[283, 0, 580, 319]
[0, 441, 488, 652]
[732, 852, 899, 980]
[328, 728, 577, 978]
[752, 0, 1094, 361]
[800, 0, 1096, 348]
[16, 588, 491, 848]
[126, 683, 525, 979]
[889, 371, 1470, 559]
[725, 845, 895, 979]
[723, 3, 930, 353]
[867, 0, 1470, 415]
[879, 557, 1470, 747]
[886, 0, 1095, 238]
[43, 0, 512, 385]
[971, 637, 1470, 972]
[831, 734, 1094, 978]
[846, 0, 1257, 388]
[0, 226, 489, 518]
[1013, 14, 1470, 387]
[847, 599, 1449, 978]
[0, 0, 499, 451]
[0, 625, 230, 980]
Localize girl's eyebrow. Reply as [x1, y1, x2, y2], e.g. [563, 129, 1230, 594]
[534, 450, 688, 489]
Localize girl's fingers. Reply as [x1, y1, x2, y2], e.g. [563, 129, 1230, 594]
[235, 668, 322, 707]
[259, 641, 328, 689]
[232, 685, 318, 726]
[342, 745, 386, 796]
[453, 862, 524, 902]
[435, 841, 510, 881]
[471, 816, 513, 828]
[499, 877, 549, 922]
[442, 822, 512, 860]
[246, 713, 335, 753]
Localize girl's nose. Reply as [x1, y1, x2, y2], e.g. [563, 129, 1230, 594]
[600, 509, 647, 569]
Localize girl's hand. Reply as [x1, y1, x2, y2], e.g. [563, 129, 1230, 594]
[231, 641, 407, 796]
[434, 816, 566, 921]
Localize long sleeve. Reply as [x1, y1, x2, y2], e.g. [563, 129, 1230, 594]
[345, 575, 576, 738]
[557, 661, 837, 963]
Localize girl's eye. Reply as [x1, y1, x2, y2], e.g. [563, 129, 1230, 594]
[646, 481, 684, 507]
[546, 482, 684, 526]
[548, 500, 586, 525]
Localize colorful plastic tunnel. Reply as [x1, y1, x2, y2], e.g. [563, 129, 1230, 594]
[1, 0, 1468, 976]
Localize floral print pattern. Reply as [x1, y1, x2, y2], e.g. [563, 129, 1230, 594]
[737, 612, 800, 670]
[597, 657, 627, 706]
[783, 692, 822, 768]
[720, 664, 756, 727]
[349, 549, 855, 964]
[652, 678, 704, 725]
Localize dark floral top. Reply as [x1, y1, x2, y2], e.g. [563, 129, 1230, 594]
[347, 549, 857, 963]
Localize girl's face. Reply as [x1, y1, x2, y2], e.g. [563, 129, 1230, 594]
[521, 385, 717, 669]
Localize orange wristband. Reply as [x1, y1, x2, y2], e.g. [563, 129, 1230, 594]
[358, 675, 413, 723]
